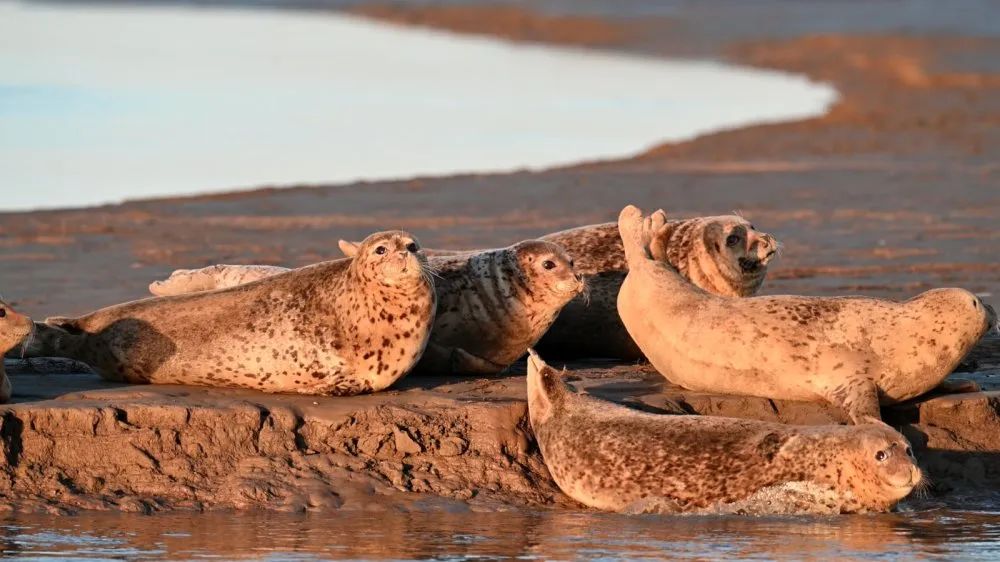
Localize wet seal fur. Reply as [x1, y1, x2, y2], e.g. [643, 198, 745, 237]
[526, 350, 923, 514]
[616, 205, 998, 423]
[0, 300, 34, 403]
[148, 240, 585, 375]
[29, 230, 436, 395]
[535, 216, 778, 359]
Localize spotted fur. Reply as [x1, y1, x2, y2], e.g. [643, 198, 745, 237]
[0, 300, 33, 403]
[28, 231, 436, 395]
[526, 351, 923, 514]
[617, 205, 997, 423]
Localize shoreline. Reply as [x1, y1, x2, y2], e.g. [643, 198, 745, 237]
[0, 1, 998, 514]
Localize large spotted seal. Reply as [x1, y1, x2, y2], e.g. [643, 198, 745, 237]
[526, 350, 922, 514]
[534, 214, 778, 359]
[28, 230, 436, 395]
[148, 241, 584, 375]
[0, 300, 33, 403]
[616, 205, 997, 423]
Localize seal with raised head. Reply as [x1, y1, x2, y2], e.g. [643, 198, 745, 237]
[616, 205, 998, 423]
[526, 350, 922, 514]
[29, 230, 436, 395]
[535, 214, 778, 359]
[148, 240, 584, 375]
[0, 300, 34, 403]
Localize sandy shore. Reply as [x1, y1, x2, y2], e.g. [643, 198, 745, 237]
[0, 1, 998, 512]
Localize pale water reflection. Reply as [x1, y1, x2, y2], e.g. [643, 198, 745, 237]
[1, 508, 1000, 560]
[0, 1, 835, 211]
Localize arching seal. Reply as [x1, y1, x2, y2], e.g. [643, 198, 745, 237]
[151, 215, 778, 360]
[148, 241, 584, 375]
[535, 214, 778, 359]
[616, 205, 998, 423]
[29, 230, 436, 395]
[0, 300, 33, 403]
[526, 350, 922, 514]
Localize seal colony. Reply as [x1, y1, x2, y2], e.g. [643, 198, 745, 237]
[4, 204, 994, 516]
[148, 240, 585, 375]
[616, 205, 997, 424]
[526, 350, 923, 514]
[26, 230, 437, 395]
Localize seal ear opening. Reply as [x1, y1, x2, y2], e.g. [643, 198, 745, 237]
[338, 240, 361, 258]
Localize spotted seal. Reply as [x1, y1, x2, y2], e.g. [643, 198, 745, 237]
[616, 205, 997, 423]
[28, 230, 436, 395]
[0, 300, 33, 402]
[526, 350, 922, 514]
[148, 240, 584, 375]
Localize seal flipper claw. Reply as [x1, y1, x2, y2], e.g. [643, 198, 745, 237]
[818, 376, 883, 424]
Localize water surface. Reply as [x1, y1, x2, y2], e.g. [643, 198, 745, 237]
[2, 508, 1000, 560]
[0, 1, 834, 211]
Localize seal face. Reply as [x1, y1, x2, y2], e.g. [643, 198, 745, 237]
[534, 215, 778, 359]
[616, 205, 996, 423]
[0, 300, 33, 403]
[526, 350, 922, 514]
[30, 230, 437, 395]
[413, 239, 585, 375]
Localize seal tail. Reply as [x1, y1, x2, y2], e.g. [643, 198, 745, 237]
[526, 349, 569, 421]
[617, 205, 667, 267]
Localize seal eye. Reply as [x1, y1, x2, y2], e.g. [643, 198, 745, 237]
[875, 450, 887, 462]
[725, 234, 741, 247]
[406, 242, 418, 253]
[750, 224, 756, 230]
[542, 260, 556, 270]
[0, 308, 5, 318]
[374, 246, 387, 255]
[973, 299, 978, 308]
[905, 446, 913, 457]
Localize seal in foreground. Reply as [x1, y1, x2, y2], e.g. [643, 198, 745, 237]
[526, 350, 922, 514]
[616, 205, 997, 423]
[30, 230, 436, 395]
[150, 240, 584, 375]
[0, 300, 34, 402]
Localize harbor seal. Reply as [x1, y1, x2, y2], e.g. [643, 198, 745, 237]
[0, 300, 34, 403]
[148, 240, 584, 375]
[28, 230, 437, 395]
[616, 205, 998, 423]
[526, 350, 923, 514]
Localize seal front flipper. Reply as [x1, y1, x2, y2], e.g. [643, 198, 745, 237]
[817, 376, 883, 424]
[450, 348, 505, 375]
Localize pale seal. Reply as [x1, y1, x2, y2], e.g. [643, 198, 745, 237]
[148, 240, 585, 375]
[28, 230, 437, 395]
[535, 215, 778, 359]
[526, 350, 923, 514]
[616, 205, 998, 423]
[0, 300, 34, 403]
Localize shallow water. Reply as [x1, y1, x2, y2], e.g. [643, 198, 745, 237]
[2, 508, 1000, 560]
[0, 0, 834, 211]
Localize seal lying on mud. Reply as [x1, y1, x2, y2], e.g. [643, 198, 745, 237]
[149, 241, 584, 375]
[616, 205, 998, 423]
[29, 230, 437, 395]
[0, 300, 34, 403]
[151, 213, 778, 360]
[526, 350, 922, 514]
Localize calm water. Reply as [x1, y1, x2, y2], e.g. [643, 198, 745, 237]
[0, 1, 835, 211]
[1, 508, 1000, 560]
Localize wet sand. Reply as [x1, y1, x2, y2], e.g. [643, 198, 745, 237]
[0, 0, 998, 515]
